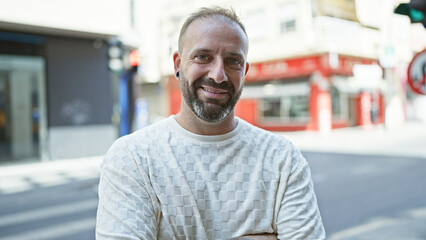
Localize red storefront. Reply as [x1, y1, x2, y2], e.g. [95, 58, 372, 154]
[167, 53, 385, 132]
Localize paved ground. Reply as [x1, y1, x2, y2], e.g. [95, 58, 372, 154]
[1, 120, 425, 239]
[281, 121, 426, 239]
[281, 121, 426, 158]
[0, 156, 102, 195]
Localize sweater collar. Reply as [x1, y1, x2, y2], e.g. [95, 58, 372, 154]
[169, 115, 242, 143]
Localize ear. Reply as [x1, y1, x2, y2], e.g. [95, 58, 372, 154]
[244, 61, 250, 76]
[173, 51, 181, 79]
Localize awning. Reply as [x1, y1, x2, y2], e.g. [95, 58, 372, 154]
[242, 81, 310, 98]
[331, 75, 387, 94]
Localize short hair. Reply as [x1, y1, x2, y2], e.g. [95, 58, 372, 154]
[178, 6, 247, 53]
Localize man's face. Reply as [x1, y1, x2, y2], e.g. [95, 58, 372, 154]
[175, 17, 249, 123]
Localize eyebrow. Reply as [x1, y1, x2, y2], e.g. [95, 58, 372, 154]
[191, 48, 244, 59]
[227, 52, 244, 59]
[191, 48, 212, 54]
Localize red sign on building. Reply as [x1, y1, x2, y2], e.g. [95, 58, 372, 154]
[245, 54, 377, 82]
[245, 55, 323, 81]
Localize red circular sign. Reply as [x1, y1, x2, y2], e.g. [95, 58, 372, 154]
[407, 48, 426, 95]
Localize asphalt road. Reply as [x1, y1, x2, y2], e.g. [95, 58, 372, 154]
[0, 178, 99, 240]
[304, 151, 426, 239]
[1, 151, 425, 239]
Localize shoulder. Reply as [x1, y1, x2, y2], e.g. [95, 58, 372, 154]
[237, 118, 306, 170]
[237, 118, 295, 149]
[115, 117, 172, 148]
[131, 117, 172, 141]
[102, 117, 173, 168]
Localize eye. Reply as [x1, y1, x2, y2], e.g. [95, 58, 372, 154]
[195, 54, 210, 62]
[227, 58, 241, 65]
[226, 58, 243, 69]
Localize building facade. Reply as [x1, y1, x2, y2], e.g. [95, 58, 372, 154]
[0, 0, 135, 163]
[154, 0, 425, 133]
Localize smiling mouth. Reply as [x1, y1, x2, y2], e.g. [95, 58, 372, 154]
[200, 86, 228, 94]
[198, 86, 229, 104]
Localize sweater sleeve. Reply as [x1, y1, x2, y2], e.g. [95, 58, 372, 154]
[276, 149, 326, 240]
[96, 138, 160, 240]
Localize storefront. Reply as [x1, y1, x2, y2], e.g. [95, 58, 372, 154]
[0, 54, 47, 162]
[167, 53, 386, 132]
[236, 53, 386, 132]
[0, 31, 116, 164]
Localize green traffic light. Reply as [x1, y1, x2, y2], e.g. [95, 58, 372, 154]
[410, 8, 424, 22]
[395, 3, 425, 23]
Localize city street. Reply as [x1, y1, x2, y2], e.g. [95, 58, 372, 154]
[0, 178, 98, 240]
[1, 0, 425, 239]
[0, 157, 101, 240]
[305, 151, 426, 239]
[1, 149, 426, 239]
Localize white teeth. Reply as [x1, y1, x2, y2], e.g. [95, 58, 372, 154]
[202, 87, 220, 94]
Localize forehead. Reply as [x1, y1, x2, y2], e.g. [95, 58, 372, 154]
[181, 16, 248, 56]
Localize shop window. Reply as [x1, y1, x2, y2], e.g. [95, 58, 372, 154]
[330, 86, 349, 121]
[289, 95, 309, 120]
[0, 55, 47, 162]
[262, 98, 281, 118]
[280, 21, 296, 33]
[261, 95, 309, 123]
[279, 2, 297, 33]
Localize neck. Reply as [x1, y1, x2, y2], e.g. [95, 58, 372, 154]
[175, 109, 237, 135]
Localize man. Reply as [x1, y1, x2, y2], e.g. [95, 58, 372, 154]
[96, 6, 325, 240]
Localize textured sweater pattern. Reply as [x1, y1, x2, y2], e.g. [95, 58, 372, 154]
[96, 116, 325, 239]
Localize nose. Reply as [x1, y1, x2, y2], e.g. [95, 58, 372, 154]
[207, 59, 228, 83]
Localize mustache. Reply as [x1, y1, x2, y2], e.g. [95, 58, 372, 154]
[193, 78, 235, 93]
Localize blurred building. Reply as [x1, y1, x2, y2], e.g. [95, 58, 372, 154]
[0, 0, 137, 163]
[2, 0, 423, 164]
[137, 0, 425, 133]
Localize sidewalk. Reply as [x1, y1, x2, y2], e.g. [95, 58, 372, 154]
[0, 156, 102, 194]
[281, 121, 426, 159]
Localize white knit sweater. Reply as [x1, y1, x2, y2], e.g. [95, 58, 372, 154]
[96, 116, 325, 239]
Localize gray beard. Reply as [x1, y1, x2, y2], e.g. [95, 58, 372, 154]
[179, 74, 242, 123]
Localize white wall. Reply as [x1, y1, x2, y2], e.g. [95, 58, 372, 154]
[48, 124, 117, 160]
[0, 0, 131, 36]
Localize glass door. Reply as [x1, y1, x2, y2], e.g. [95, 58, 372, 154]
[0, 55, 47, 163]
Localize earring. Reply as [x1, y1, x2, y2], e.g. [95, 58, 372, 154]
[176, 71, 179, 78]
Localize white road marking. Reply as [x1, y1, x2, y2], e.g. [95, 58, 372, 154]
[0, 169, 99, 194]
[406, 207, 426, 218]
[0, 198, 98, 227]
[0, 177, 33, 194]
[311, 172, 327, 183]
[329, 218, 397, 239]
[0, 217, 95, 240]
[329, 206, 426, 239]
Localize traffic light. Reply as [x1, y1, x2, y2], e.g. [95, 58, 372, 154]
[108, 39, 124, 73]
[127, 49, 140, 72]
[395, 0, 426, 28]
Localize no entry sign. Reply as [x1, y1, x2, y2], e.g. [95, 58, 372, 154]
[407, 48, 426, 95]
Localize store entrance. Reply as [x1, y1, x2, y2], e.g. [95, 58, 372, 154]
[0, 55, 47, 163]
